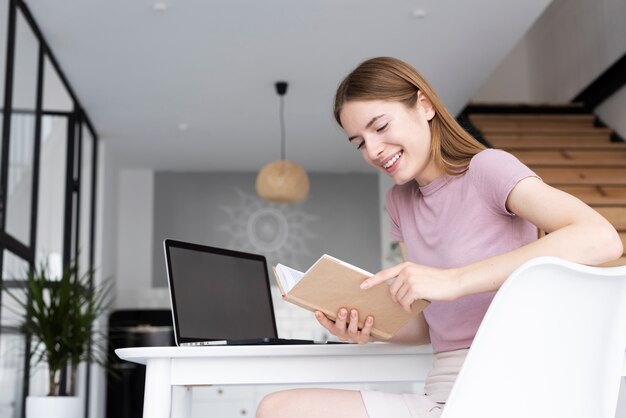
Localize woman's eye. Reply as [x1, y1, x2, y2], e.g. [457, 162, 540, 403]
[376, 123, 388, 133]
[356, 142, 365, 150]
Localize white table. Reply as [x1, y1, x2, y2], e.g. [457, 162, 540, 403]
[116, 343, 434, 418]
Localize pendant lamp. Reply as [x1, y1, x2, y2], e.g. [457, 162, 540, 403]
[256, 81, 310, 203]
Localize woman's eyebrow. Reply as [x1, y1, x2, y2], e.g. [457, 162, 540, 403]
[348, 114, 385, 141]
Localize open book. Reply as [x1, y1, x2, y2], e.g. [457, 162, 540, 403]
[272, 255, 430, 340]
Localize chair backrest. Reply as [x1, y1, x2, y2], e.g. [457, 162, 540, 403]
[442, 256, 626, 418]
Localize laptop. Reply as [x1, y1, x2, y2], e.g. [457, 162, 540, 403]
[163, 238, 325, 346]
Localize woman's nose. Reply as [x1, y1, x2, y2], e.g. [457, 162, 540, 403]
[366, 138, 384, 160]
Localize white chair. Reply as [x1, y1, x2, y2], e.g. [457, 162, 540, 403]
[442, 256, 626, 418]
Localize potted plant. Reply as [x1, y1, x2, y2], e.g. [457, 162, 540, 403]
[2, 258, 111, 418]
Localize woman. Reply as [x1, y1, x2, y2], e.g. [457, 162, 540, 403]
[255, 57, 623, 418]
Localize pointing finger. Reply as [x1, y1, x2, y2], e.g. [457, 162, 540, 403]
[360, 263, 405, 289]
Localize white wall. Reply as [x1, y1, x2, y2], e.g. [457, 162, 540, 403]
[96, 142, 121, 308]
[115, 169, 161, 309]
[90, 141, 120, 418]
[596, 83, 626, 140]
[471, 40, 535, 104]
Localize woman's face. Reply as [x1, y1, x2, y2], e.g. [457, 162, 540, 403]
[339, 94, 441, 186]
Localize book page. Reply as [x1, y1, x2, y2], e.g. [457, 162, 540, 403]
[275, 264, 305, 294]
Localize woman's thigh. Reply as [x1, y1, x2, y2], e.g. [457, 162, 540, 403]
[256, 388, 369, 418]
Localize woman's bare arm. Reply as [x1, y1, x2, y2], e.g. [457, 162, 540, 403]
[361, 178, 623, 309]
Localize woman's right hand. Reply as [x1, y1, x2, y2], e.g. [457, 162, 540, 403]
[314, 308, 374, 344]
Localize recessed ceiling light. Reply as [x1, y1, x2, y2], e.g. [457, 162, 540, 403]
[412, 9, 426, 19]
[153, 2, 167, 12]
[178, 123, 189, 131]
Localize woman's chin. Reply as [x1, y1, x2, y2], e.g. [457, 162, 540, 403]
[389, 173, 413, 186]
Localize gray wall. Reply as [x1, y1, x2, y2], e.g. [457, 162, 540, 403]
[152, 172, 381, 287]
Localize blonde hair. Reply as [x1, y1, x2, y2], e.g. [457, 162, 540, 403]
[334, 57, 485, 175]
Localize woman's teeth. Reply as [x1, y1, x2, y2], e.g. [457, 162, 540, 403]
[383, 151, 402, 169]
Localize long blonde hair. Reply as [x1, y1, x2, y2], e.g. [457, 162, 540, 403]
[334, 57, 485, 175]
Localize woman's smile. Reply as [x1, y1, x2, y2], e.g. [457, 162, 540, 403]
[381, 150, 403, 172]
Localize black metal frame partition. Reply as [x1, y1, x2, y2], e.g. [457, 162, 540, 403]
[0, 0, 99, 417]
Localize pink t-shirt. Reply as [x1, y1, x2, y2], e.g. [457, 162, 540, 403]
[386, 149, 539, 353]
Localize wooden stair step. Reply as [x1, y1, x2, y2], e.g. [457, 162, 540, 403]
[515, 150, 626, 167]
[485, 131, 613, 143]
[558, 186, 626, 205]
[472, 120, 596, 130]
[469, 113, 595, 123]
[473, 121, 597, 131]
[468, 102, 585, 109]
[532, 167, 626, 186]
[497, 142, 626, 151]
[470, 114, 595, 130]
[593, 207, 626, 230]
[477, 125, 611, 134]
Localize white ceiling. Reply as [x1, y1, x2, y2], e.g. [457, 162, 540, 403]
[25, 0, 550, 173]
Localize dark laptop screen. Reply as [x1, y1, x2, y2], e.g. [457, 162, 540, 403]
[165, 240, 278, 344]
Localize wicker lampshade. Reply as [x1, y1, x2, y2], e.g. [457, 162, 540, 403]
[255, 160, 309, 203]
[256, 81, 309, 204]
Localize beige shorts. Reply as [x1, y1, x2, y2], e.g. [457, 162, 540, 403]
[360, 391, 444, 418]
[360, 348, 469, 418]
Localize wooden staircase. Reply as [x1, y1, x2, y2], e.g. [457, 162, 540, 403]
[468, 108, 626, 267]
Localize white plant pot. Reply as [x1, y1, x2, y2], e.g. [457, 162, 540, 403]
[26, 396, 83, 418]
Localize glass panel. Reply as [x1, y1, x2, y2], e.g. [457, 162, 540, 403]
[1, 249, 29, 281]
[1, 250, 29, 328]
[10, 13, 37, 111]
[0, 287, 25, 329]
[5, 111, 35, 245]
[42, 56, 73, 112]
[79, 123, 93, 278]
[0, 332, 25, 418]
[4, 12, 39, 245]
[35, 115, 67, 268]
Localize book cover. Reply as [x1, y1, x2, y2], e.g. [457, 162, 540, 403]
[273, 255, 429, 340]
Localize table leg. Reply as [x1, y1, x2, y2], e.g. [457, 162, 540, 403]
[171, 386, 192, 418]
[143, 358, 172, 418]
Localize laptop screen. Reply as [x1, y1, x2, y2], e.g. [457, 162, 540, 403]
[164, 239, 278, 344]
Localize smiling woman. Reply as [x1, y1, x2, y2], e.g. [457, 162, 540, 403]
[255, 56, 622, 418]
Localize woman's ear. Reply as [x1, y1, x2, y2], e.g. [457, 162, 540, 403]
[416, 91, 436, 121]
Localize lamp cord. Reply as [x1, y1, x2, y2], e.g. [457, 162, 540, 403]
[279, 94, 286, 161]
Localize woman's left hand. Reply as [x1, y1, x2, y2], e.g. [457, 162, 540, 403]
[360, 262, 462, 312]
